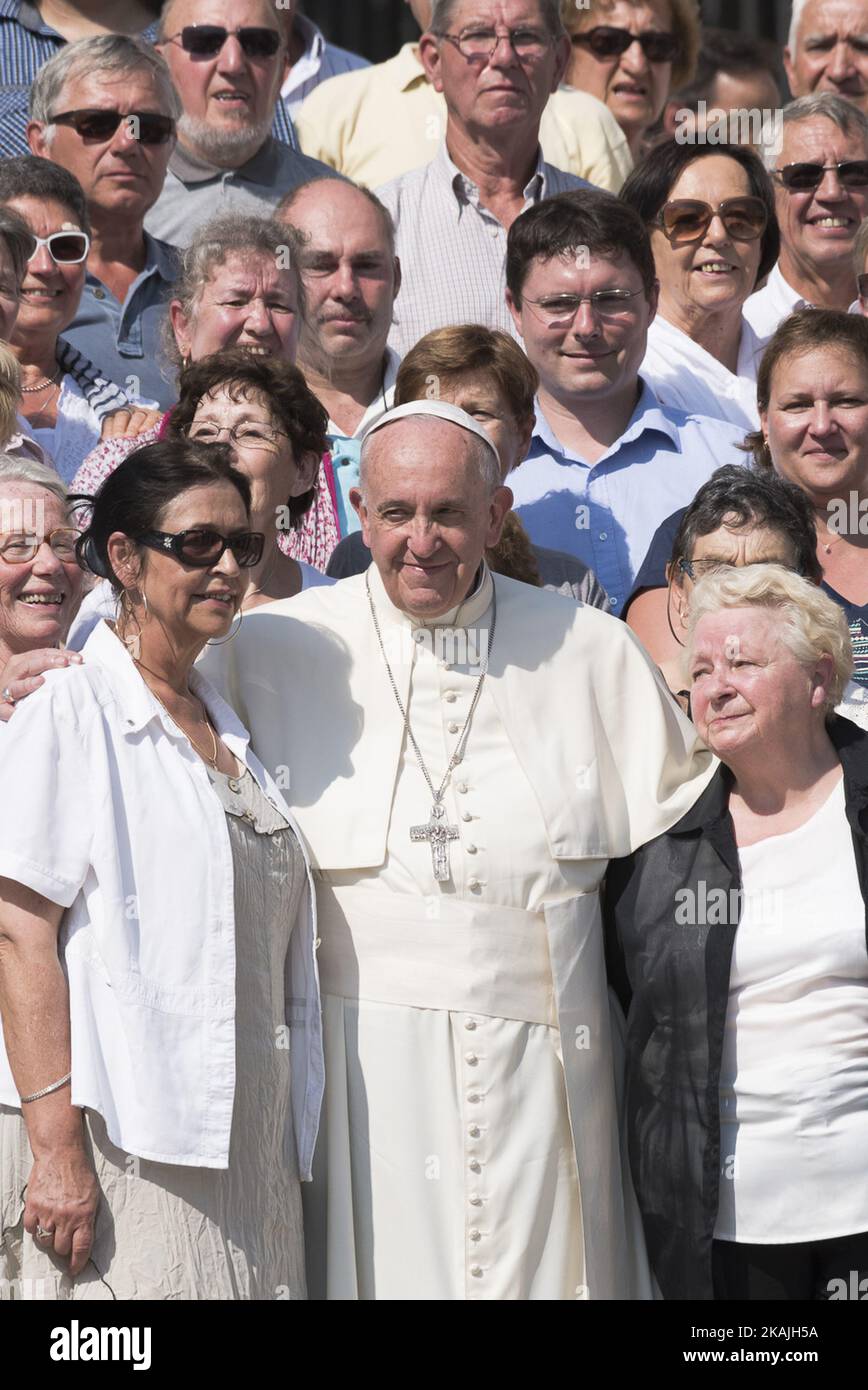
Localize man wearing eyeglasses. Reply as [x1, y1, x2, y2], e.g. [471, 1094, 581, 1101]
[785, 0, 868, 116]
[504, 189, 746, 615]
[744, 93, 868, 340]
[25, 36, 180, 412]
[379, 0, 601, 358]
[144, 0, 330, 248]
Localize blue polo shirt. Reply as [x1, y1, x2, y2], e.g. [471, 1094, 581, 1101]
[508, 381, 748, 615]
[62, 232, 179, 410]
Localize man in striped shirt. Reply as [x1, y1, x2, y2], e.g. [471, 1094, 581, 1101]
[378, 0, 592, 358]
[278, 0, 368, 119]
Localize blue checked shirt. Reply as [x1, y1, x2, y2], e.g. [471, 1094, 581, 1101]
[508, 381, 748, 615]
[0, 0, 299, 154]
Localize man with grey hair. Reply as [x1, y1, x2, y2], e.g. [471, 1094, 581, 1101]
[199, 397, 715, 1300]
[378, 0, 596, 356]
[26, 35, 181, 410]
[144, 0, 330, 247]
[785, 0, 868, 116]
[744, 93, 868, 339]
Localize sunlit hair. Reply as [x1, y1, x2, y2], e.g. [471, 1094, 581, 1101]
[744, 308, 868, 468]
[760, 93, 868, 172]
[0, 451, 69, 504]
[0, 346, 22, 447]
[687, 562, 853, 713]
[395, 324, 538, 458]
[853, 215, 868, 276]
[562, 0, 700, 90]
[30, 33, 181, 138]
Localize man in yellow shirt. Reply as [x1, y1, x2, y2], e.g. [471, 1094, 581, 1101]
[294, 0, 633, 192]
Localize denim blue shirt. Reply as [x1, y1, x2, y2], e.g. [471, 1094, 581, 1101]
[508, 380, 747, 615]
[63, 233, 180, 411]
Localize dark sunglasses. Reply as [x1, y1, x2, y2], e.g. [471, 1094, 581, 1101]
[166, 25, 281, 59]
[656, 197, 768, 243]
[572, 25, 681, 63]
[26, 230, 90, 265]
[50, 108, 176, 145]
[775, 160, 868, 191]
[136, 528, 264, 568]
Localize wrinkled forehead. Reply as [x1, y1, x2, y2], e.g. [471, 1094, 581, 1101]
[164, 0, 279, 36]
[363, 415, 487, 475]
[782, 114, 868, 159]
[797, 0, 868, 41]
[201, 251, 297, 295]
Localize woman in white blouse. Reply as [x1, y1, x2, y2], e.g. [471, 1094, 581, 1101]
[605, 565, 868, 1300]
[620, 139, 780, 431]
[0, 438, 322, 1299]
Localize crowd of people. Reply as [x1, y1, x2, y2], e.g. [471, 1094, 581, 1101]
[0, 0, 867, 1304]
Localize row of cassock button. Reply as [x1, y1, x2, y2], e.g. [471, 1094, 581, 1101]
[465, 1016, 487, 1283]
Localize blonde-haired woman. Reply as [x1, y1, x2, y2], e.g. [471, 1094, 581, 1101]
[562, 0, 700, 161]
[605, 564, 868, 1301]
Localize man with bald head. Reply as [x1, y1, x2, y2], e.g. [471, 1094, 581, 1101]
[144, 0, 330, 246]
[785, 0, 868, 115]
[200, 398, 714, 1301]
[278, 177, 402, 536]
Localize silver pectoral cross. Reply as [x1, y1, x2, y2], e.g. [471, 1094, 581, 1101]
[411, 803, 459, 883]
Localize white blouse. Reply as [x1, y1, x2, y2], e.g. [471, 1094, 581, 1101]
[641, 313, 767, 432]
[715, 776, 868, 1243]
[0, 620, 323, 1174]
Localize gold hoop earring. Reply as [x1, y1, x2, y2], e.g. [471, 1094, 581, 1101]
[207, 608, 243, 646]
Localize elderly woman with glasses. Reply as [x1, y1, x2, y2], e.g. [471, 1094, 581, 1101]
[0, 455, 88, 720]
[605, 564, 868, 1301]
[562, 0, 700, 163]
[620, 138, 779, 430]
[0, 157, 141, 481]
[0, 438, 322, 1300]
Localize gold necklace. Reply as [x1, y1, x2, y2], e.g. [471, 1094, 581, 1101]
[134, 661, 220, 767]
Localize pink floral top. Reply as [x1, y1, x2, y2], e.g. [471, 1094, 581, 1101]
[71, 419, 342, 573]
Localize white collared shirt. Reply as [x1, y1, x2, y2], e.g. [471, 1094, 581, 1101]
[742, 262, 812, 340]
[0, 620, 323, 1173]
[641, 313, 766, 431]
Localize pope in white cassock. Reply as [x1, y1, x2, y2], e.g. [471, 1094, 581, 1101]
[199, 400, 716, 1301]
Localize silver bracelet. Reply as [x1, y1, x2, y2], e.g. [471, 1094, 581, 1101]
[20, 1071, 72, 1104]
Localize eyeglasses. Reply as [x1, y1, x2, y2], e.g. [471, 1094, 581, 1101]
[438, 26, 550, 63]
[571, 25, 681, 63]
[655, 197, 768, 243]
[522, 288, 645, 324]
[187, 421, 289, 452]
[165, 25, 281, 59]
[49, 109, 176, 145]
[25, 230, 90, 265]
[0, 527, 80, 563]
[135, 528, 264, 569]
[774, 160, 868, 191]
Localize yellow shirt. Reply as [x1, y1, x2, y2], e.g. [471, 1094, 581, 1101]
[294, 43, 634, 193]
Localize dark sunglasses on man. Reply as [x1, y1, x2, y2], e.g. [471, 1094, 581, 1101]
[50, 108, 176, 145]
[164, 25, 281, 59]
[774, 160, 868, 192]
[655, 197, 768, 244]
[572, 25, 681, 64]
[135, 528, 265, 569]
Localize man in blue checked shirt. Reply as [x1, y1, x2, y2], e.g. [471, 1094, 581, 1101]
[505, 189, 749, 616]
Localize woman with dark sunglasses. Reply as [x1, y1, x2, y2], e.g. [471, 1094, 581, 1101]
[0, 437, 322, 1300]
[0, 157, 138, 483]
[620, 137, 780, 431]
[563, 0, 700, 162]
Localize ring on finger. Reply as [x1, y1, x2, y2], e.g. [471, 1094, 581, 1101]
[1, 687, 14, 706]
[35, 1223, 54, 1242]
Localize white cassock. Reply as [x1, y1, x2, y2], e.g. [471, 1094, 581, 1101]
[199, 565, 715, 1300]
